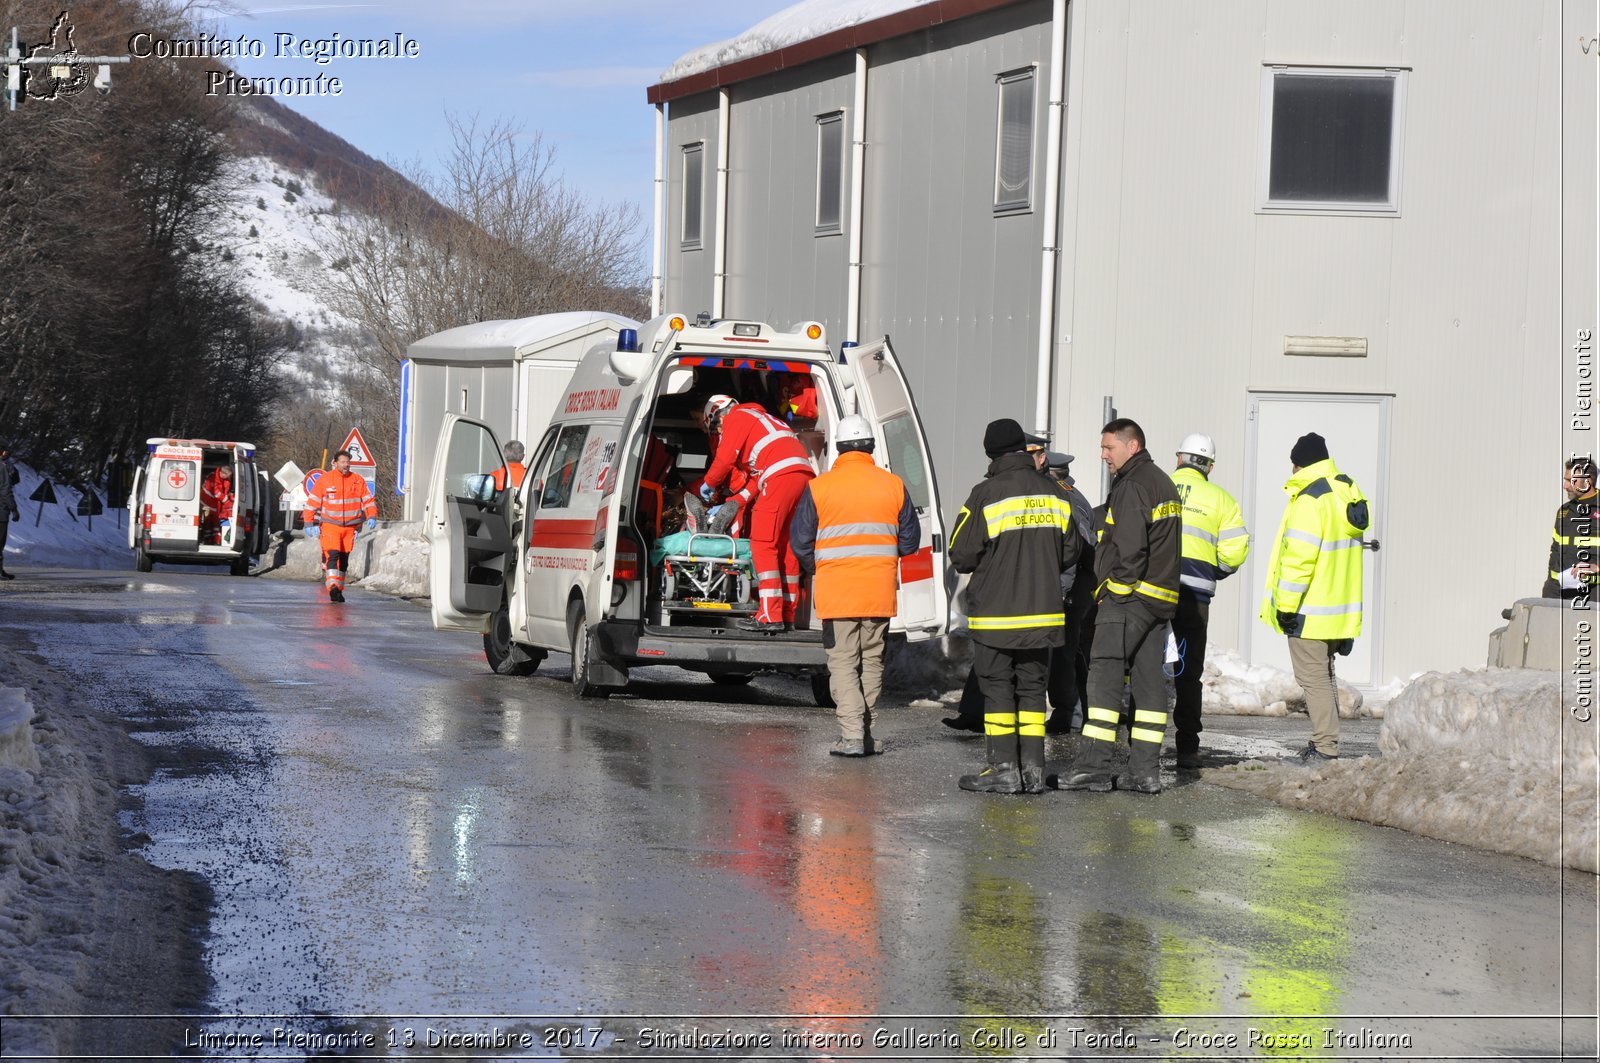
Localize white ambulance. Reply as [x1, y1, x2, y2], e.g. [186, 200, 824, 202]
[128, 438, 271, 576]
[424, 312, 949, 703]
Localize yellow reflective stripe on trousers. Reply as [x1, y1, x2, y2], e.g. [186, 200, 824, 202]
[969, 612, 1066, 630]
[984, 712, 1018, 736]
[1018, 710, 1046, 737]
[1133, 709, 1167, 725]
[1130, 726, 1165, 744]
[1086, 706, 1120, 724]
[1082, 723, 1118, 742]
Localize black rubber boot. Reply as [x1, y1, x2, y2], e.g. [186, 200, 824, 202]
[329, 587, 344, 603]
[1059, 730, 1116, 791]
[1120, 742, 1162, 794]
[1019, 736, 1046, 794]
[959, 735, 1021, 794]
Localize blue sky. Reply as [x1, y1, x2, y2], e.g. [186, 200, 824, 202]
[208, 1, 797, 228]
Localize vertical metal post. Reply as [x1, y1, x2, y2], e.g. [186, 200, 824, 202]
[1100, 395, 1115, 501]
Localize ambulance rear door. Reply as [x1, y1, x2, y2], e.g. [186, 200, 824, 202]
[144, 443, 204, 552]
[425, 414, 513, 633]
[840, 339, 948, 641]
[126, 462, 145, 550]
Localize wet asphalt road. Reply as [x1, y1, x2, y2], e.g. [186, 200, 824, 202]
[3, 568, 1596, 1060]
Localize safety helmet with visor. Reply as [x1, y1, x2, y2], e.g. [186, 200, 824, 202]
[703, 394, 737, 430]
[835, 414, 875, 454]
[1176, 432, 1217, 466]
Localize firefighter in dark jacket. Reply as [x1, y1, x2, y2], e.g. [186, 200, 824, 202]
[1060, 418, 1182, 795]
[1545, 456, 1598, 598]
[948, 418, 1079, 795]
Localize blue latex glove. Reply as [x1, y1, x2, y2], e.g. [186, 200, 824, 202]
[365, 517, 377, 532]
[306, 516, 319, 530]
[699, 483, 717, 503]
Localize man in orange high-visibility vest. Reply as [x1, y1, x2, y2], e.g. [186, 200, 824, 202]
[791, 416, 920, 755]
[303, 449, 377, 603]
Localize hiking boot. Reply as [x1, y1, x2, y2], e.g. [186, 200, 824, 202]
[1287, 743, 1338, 765]
[1175, 750, 1202, 770]
[1119, 773, 1162, 794]
[329, 587, 345, 603]
[1019, 735, 1046, 794]
[684, 494, 709, 532]
[737, 616, 785, 633]
[830, 739, 867, 757]
[959, 763, 1022, 794]
[1054, 771, 1114, 792]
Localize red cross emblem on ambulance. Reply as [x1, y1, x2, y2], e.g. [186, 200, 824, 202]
[166, 467, 189, 490]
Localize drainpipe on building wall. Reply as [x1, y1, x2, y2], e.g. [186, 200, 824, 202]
[713, 88, 730, 319]
[1032, 0, 1068, 441]
[651, 102, 665, 318]
[846, 48, 868, 344]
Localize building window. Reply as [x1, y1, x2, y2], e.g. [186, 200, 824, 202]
[681, 143, 704, 248]
[815, 112, 844, 234]
[994, 69, 1035, 213]
[1259, 66, 1407, 213]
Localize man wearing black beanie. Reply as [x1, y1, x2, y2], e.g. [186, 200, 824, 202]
[948, 418, 1080, 794]
[1260, 432, 1370, 764]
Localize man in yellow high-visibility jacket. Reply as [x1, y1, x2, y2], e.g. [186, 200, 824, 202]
[1170, 434, 1249, 770]
[1260, 433, 1369, 763]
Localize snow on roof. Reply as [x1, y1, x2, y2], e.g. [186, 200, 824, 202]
[406, 311, 641, 363]
[657, 0, 930, 85]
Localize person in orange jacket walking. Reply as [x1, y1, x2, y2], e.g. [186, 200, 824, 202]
[303, 449, 377, 603]
[790, 416, 920, 755]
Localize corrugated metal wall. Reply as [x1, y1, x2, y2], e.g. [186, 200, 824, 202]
[660, 0, 1584, 681]
[1058, 0, 1571, 679]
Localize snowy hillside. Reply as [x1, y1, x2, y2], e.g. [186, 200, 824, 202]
[212, 157, 366, 396]
[2, 461, 132, 571]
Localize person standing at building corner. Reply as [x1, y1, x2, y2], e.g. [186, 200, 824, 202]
[303, 449, 378, 604]
[1260, 432, 1369, 764]
[1042, 449, 1097, 735]
[790, 416, 920, 756]
[1060, 418, 1182, 795]
[700, 393, 815, 631]
[948, 418, 1078, 795]
[491, 440, 527, 492]
[1544, 457, 1598, 599]
[0, 446, 19, 580]
[1169, 434, 1250, 769]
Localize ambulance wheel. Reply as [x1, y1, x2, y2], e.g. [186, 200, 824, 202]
[709, 671, 754, 686]
[811, 672, 836, 708]
[229, 555, 250, 577]
[566, 599, 610, 699]
[485, 601, 542, 676]
[135, 546, 153, 573]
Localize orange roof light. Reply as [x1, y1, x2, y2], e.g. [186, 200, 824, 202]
[804, 323, 823, 341]
[668, 315, 686, 332]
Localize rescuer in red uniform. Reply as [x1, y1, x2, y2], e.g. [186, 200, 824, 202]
[700, 393, 815, 631]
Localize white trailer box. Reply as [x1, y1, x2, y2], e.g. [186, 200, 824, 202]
[400, 311, 640, 521]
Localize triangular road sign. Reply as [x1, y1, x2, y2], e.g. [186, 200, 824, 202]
[338, 427, 376, 468]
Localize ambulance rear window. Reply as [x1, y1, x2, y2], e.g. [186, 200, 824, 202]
[156, 459, 198, 502]
[880, 415, 929, 510]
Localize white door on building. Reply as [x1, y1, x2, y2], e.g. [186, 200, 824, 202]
[1241, 392, 1389, 688]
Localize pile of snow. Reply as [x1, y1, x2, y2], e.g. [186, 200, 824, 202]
[660, 0, 928, 83]
[1211, 669, 1595, 872]
[1205, 650, 1369, 719]
[1, 460, 132, 571]
[0, 688, 39, 773]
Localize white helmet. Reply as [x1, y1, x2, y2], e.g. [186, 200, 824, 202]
[703, 394, 737, 425]
[1177, 433, 1217, 464]
[836, 414, 875, 452]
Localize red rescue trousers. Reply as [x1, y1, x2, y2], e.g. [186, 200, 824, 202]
[749, 470, 812, 624]
[319, 523, 357, 593]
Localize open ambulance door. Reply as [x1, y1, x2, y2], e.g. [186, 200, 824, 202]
[841, 338, 949, 641]
[425, 414, 513, 633]
[252, 468, 273, 556]
[126, 464, 145, 550]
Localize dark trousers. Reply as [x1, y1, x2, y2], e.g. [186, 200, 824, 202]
[1171, 591, 1209, 753]
[1075, 597, 1169, 775]
[972, 641, 1051, 753]
[0, 518, 9, 564]
[1048, 588, 1096, 718]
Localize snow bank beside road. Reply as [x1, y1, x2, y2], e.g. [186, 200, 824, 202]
[1212, 670, 1596, 872]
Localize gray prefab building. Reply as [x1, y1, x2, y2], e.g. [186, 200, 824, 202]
[647, 0, 1596, 684]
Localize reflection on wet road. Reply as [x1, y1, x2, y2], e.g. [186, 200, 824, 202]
[3, 569, 1594, 1058]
